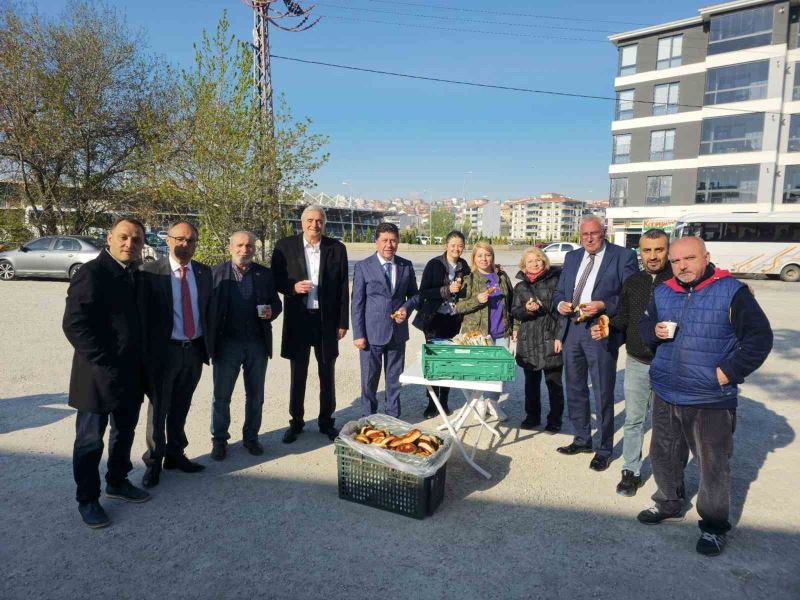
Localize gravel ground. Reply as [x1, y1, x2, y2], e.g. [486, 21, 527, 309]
[1, 253, 798, 600]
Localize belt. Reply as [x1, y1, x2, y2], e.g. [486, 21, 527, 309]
[169, 337, 204, 348]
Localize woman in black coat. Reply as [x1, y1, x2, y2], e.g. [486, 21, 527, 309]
[511, 247, 564, 432]
[412, 230, 470, 418]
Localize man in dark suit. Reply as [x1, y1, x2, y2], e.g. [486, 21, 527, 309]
[271, 205, 349, 444]
[63, 217, 151, 528]
[351, 222, 419, 418]
[553, 216, 638, 471]
[208, 231, 282, 460]
[138, 220, 213, 488]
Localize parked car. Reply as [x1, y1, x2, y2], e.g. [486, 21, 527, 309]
[143, 233, 169, 262]
[0, 236, 104, 281]
[155, 230, 169, 241]
[542, 242, 580, 266]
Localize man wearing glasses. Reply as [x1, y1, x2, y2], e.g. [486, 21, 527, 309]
[138, 221, 213, 488]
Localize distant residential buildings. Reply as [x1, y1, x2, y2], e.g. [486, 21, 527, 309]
[509, 193, 602, 241]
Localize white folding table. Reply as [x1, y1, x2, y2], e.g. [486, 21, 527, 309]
[399, 361, 504, 479]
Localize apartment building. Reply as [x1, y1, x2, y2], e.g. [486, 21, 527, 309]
[464, 199, 501, 236]
[509, 194, 588, 241]
[608, 0, 800, 247]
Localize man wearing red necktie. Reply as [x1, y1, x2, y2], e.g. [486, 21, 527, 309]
[139, 221, 213, 489]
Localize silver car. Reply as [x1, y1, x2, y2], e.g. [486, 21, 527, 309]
[0, 236, 104, 281]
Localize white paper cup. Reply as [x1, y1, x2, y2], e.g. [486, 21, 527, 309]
[663, 321, 677, 338]
[257, 304, 269, 319]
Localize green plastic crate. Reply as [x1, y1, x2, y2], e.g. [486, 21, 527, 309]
[421, 343, 516, 382]
[335, 439, 446, 520]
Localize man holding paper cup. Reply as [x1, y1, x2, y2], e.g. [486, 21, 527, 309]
[208, 231, 282, 459]
[637, 236, 772, 557]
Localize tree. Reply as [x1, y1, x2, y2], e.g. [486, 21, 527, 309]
[139, 12, 328, 261]
[0, 2, 171, 236]
[461, 216, 472, 238]
[430, 207, 454, 240]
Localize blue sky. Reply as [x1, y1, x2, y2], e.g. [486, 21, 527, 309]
[36, 0, 705, 201]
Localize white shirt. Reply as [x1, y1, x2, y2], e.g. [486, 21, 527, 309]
[169, 255, 202, 340]
[303, 237, 321, 310]
[576, 242, 607, 304]
[437, 261, 458, 315]
[376, 253, 396, 292]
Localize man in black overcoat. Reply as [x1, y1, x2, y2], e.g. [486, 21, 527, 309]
[63, 217, 151, 528]
[271, 205, 349, 443]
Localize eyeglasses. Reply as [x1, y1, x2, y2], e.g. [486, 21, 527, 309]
[168, 235, 198, 244]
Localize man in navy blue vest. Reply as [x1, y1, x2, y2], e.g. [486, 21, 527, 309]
[638, 236, 772, 556]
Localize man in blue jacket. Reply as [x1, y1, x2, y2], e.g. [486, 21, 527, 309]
[553, 216, 638, 471]
[351, 222, 419, 417]
[638, 236, 772, 556]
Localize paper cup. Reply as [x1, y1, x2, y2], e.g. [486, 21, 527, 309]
[663, 321, 677, 338]
[257, 304, 269, 319]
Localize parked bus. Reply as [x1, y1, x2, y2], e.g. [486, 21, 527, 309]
[671, 212, 800, 282]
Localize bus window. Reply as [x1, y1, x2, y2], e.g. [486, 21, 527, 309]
[701, 222, 723, 241]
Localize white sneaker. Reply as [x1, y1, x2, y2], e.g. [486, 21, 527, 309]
[475, 399, 487, 418]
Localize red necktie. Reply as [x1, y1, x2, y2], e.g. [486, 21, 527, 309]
[180, 266, 196, 339]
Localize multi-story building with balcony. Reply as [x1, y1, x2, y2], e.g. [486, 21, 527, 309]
[509, 193, 588, 241]
[608, 0, 800, 248]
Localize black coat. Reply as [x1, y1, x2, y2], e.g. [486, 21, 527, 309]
[62, 250, 144, 413]
[271, 234, 349, 362]
[411, 253, 470, 334]
[138, 257, 213, 372]
[208, 261, 283, 359]
[511, 269, 563, 371]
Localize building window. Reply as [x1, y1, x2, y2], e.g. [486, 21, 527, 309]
[789, 115, 800, 152]
[793, 65, 800, 101]
[616, 89, 635, 120]
[612, 134, 631, 164]
[696, 165, 759, 204]
[708, 5, 773, 55]
[783, 165, 800, 203]
[657, 35, 683, 69]
[646, 176, 672, 205]
[704, 60, 769, 105]
[699, 114, 764, 154]
[649, 129, 675, 161]
[653, 82, 680, 115]
[619, 45, 637, 76]
[609, 178, 628, 207]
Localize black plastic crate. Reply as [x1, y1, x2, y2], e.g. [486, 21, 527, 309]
[335, 439, 446, 520]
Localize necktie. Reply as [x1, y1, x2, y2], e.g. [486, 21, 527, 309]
[383, 261, 392, 291]
[572, 253, 596, 306]
[180, 266, 196, 339]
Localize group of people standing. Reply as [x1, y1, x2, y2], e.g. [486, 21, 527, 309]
[63, 207, 773, 558]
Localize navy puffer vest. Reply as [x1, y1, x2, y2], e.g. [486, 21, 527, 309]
[649, 271, 743, 407]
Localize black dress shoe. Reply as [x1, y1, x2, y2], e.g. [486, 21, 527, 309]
[105, 479, 151, 503]
[319, 425, 339, 441]
[520, 417, 541, 430]
[282, 427, 303, 444]
[556, 442, 593, 455]
[163, 454, 205, 473]
[423, 405, 438, 419]
[78, 500, 110, 529]
[616, 469, 642, 497]
[211, 441, 227, 461]
[243, 439, 264, 456]
[589, 454, 612, 471]
[142, 467, 160, 489]
[544, 423, 561, 434]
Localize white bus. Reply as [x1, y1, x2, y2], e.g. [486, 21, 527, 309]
[671, 212, 800, 282]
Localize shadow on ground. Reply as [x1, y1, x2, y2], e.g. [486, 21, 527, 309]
[0, 393, 71, 434]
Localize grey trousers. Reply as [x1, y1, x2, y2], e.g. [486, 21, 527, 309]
[650, 394, 735, 535]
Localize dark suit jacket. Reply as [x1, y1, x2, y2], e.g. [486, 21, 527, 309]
[138, 257, 213, 372]
[62, 250, 143, 413]
[411, 253, 470, 332]
[208, 261, 283, 360]
[271, 234, 349, 362]
[351, 253, 419, 346]
[553, 241, 639, 349]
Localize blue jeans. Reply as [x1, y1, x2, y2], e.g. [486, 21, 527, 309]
[211, 339, 269, 443]
[622, 356, 653, 476]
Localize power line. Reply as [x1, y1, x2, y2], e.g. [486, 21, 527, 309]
[313, 2, 619, 34]
[270, 53, 787, 117]
[362, 0, 650, 27]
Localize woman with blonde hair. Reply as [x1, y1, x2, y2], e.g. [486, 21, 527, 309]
[454, 240, 514, 417]
[510, 247, 564, 432]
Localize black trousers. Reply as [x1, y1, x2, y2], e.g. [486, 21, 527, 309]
[143, 342, 204, 467]
[424, 315, 461, 410]
[650, 394, 736, 535]
[523, 366, 564, 426]
[73, 401, 142, 503]
[289, 315, 336, 430]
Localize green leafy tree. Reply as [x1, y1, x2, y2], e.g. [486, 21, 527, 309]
[430, 208, 455, 239]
